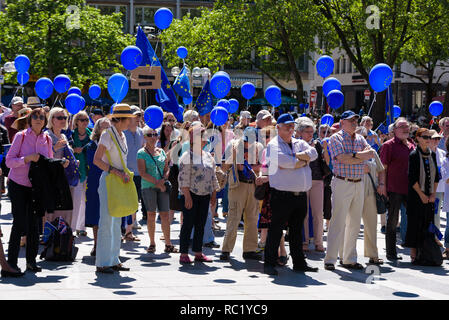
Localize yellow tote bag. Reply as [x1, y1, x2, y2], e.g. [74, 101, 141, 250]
[104, 131, 138, 218]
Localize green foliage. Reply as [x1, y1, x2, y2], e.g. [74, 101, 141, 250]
[0, 0, 134, 88]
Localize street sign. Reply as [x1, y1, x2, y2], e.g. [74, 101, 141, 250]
[364, 89, 371, 100]
[130, 66, 162, 89]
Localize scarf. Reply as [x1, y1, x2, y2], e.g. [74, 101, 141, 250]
[418, 146, 436, 194]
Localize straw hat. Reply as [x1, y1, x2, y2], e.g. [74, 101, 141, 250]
[11, 107, 32, 130]
[26, 96, 43, 108]
[107, 103, 136, 119]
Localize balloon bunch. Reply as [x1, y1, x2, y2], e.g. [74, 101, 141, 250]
[316, 56, 344, 110]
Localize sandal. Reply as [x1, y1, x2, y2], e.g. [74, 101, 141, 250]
[164, 245, 179, 253]
[146, 244, 156, 253]
[123, 232, 140, 242]
[368, 258, 384, 265]
[277, 256, 289, 266]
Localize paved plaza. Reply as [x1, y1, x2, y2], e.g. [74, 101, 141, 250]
[0, 194, 448, 300]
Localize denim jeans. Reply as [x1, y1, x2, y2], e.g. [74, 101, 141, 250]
[191, 207, 214, 244]
[400, 203, 407, 243]
[445, 212, 449, 247]
[96, 173, 122, 267]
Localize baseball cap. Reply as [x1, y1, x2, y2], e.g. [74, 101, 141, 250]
[256, 110, 272, 122]
[240, 111, 251, 120]
[11, 97, 24, 105]
[340, 110, 360, 120]
[277, 113, 295, 125]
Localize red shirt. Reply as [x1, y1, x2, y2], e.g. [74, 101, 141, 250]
[4, 114, 18, 142]
[379, 136, 415, 195]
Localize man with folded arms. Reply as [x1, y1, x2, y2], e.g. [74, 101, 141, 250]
[263, 114, 318, 276]
[324, 111, 375, 271]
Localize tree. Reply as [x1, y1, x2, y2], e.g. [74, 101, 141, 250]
[160, 0, 333, 104]
[0, 0, 134, 90]
[314, 0, 449, 124]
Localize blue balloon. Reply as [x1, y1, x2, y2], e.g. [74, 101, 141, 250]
[35, 77, 54, 100]
[88, 117, 95, 129]
[176, 106, 184, 123]
[0, 53, 1, 64]
[54, 75, 71, 93]
[321, 114, 334, 126]
[316, 55, 334, 78]
[144, 105, 164, 129]
[429, 101, 444, 117]
[177, 46, 188, 59]
[228, 99, 239, 113]
[210, 106, 229, 126]
[89, 84, 101, 100]
[68, 87, 82, 96]
[121, 46, 143, 71]
[17, 72, 29, 86]
[323, 77, 341, 97]
[183, 95, 192, 105]
[15, 55, 30, 74]
[210, 71, 231, 99]
[154, 7, 173, 30]
[327, 89, 344, 109]
[393, 105, 401, 118]
[217, 99, 230, 112]
[265, 85, 281, 107]
[108, 73, 129, 103]
[65, 94, 85, 115]
[241, 82, 256, 100]
[369, 63, 393, 92]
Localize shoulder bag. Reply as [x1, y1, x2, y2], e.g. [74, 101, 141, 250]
[104, 130, 138, 218]
[367, 172, 388, 214]
[147, 148, 172, 194]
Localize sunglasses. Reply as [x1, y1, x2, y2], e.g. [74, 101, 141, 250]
[167, 119, 176, 123]
[55, 116, 67, 120]
[146, 133, 158, 137]
[78, 118, 89, 122]
[420, 135, 432, 140]
[31, 114, 45, 121]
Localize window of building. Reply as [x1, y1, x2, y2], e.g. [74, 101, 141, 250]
[335, 59, 340, 74]
[95, 4, 128, 33]
[181, 8, 203, 19]
[341, 58, 346, 74]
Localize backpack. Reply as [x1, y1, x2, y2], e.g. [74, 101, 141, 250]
[40, 217, 78, 262]
[415, 231, 443, 267]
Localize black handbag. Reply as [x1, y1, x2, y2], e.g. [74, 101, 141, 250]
[367, 172, 388, 214]
[148, 149, 172, 194]
[254, 181, 269, 200]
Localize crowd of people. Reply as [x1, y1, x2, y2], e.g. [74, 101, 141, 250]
[0, 96, 448, 278]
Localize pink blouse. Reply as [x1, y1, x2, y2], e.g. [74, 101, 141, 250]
[6, 128, 53, 187]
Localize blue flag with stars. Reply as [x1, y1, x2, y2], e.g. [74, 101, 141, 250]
[135, 27, 179, 114]
[173, 66, 191, 98]
[385, 85, 394, 126]
[195, 79, 214, 116]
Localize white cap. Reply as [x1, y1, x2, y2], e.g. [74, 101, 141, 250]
[239, 111, 251, 120]
[256, 110, 272, 122]
[11, 97, 24, 105]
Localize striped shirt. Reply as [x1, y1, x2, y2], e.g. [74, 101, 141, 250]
[328, 129, 370, 179]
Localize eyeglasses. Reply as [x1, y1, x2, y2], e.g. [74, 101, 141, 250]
[55, 116, 67, 121]
[31, 114, 45, 121]
[146, 133, 158, 137]
[135, 114, 142, 117]
[78, 118, 89, 122]
[420, 135, 432, 140]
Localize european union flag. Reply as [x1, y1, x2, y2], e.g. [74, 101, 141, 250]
[385, 85, 394, 126]
[173, 66, 191, 98]
[195, 79, 213, 116]
[135, 27, 179, 114]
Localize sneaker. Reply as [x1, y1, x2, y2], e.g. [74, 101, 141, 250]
[380, 226, 386, 234]
[194, 253, 213, 263]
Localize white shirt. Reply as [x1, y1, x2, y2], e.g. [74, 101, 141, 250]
[436, 148, 447, 193]
[266, 135, 318, 192]
[98, 126, 128, 171]
[440, 156, 449, 211]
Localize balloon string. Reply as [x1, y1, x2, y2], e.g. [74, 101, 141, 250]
[116, 70, 130, 105]
[9, 87, 21, 107]
[367, 92, 377, 117]
[52, 94, 60, 109]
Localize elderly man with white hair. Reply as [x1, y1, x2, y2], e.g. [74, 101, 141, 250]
[360, 116, 381, 152]
[438, 117, 449, 151]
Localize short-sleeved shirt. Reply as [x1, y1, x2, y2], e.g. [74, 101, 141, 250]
[379, 136, 415, 195]
[98, 126, 128, 171]
[137, 148, 166, 189]
[366, 130, 380, 152]
[124, 128, 144, 175]
[47, 130, 69, 159]
[328, 130, 370, 179]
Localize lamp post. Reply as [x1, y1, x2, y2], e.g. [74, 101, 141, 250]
[171, 66, 211, 109]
